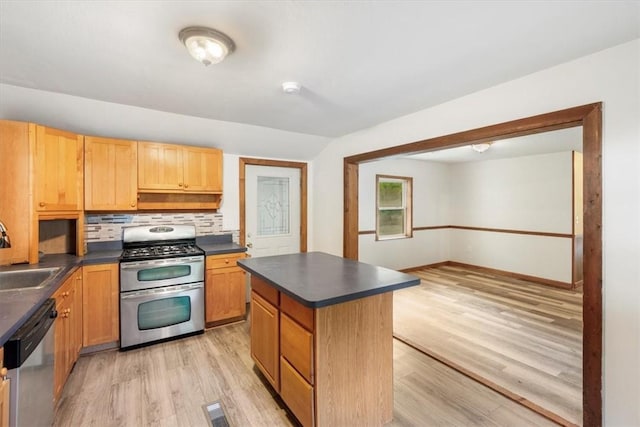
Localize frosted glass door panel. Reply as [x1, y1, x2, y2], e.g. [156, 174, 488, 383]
[246, 165, 301, 260]
[257, 176, 290, 236]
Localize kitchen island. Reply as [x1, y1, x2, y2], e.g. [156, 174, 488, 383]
[237, 251, 419, 427]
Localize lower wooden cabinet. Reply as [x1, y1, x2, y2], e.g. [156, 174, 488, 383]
[280, 357, 314, 427]
[205, 253, 247, 326]
[0, 347, 9, 427]
[82, 263, 119, 347]
[53, 268, 83, 401]
[250, 275, 393, 427]
[250, 291, 280, 391]
[250, 277, 316, 425]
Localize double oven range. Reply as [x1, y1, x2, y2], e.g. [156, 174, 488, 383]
[119, 225, 205, 349]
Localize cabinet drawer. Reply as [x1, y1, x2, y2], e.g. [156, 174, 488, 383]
[281, 313, 313, 384]
[281, 293, 313, 332]
[206, 253, 245, 269]
[280, 357, 314, 427]
[251, 276, 279, 307]
[54, 276, 74, 309]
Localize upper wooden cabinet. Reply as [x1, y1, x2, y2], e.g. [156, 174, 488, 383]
[85, 136, 138, 211]
[34, 125, 84, 212]
[138, 142, 222, 193]
[0, 120, 30, 265]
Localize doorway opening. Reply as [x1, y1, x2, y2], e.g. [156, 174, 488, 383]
[239, 157, 308, 253]
[343, 103, 602, 427]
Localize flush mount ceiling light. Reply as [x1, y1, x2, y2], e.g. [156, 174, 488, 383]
[471, 142, 492, 153]
[179, 26, 235, 66]
[282, 81, 302, 94]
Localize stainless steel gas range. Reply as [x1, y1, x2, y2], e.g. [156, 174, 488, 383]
[119, 225, 205, 349]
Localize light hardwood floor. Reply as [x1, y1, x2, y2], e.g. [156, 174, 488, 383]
[54, 320, 555, 427]
[394, 265, 582, 426]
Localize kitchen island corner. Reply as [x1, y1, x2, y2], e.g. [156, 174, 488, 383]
[237, 251, 419, 427]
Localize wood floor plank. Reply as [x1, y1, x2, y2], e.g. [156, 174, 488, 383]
[55, 309, 558, 427]
[394, 265, 582, 426]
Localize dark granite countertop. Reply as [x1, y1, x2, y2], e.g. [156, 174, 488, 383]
[0, 235, 246, 347]
[0, 254, 82, 346]
[196, 234, 247, 256]
[237, 252, 420, 308]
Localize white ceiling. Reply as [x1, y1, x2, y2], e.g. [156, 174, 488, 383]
[0, 1, 638, 139]
[405, 126, 583, 163]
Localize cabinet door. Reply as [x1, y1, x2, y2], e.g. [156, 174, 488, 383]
[85, 136, 138, 210]
[82, 264, 119, 347]
[183, 147, 222, 192]
[281, 357, 314, 427]
[281, 313, 313, 384]
[53, 291, 71, 400]
[0, 121, 30, 265]
[138, 142, 183, 191]
[206, 267, 246, 323]
[250, 291, 280, 391]
[0, 347, 9, 427]
[72, 270, 83, 361]
[35, 125, 83, 211]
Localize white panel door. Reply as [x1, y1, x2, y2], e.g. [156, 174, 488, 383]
[245, 165, 301, 258]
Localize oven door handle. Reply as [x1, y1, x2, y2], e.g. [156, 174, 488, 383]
[120, 257, 204, 269]
[120, 282, 203, 299]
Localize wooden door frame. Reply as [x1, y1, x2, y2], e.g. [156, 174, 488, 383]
[239, 157, 308, 252]
[343, 103, 602, 427]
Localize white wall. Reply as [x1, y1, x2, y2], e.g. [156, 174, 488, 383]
[449, 151, 574, 282]
[0, 84, 330, 161]
[312, 39, 640, 425]
[358, 158, 450, 269]
[220, 153, 240, 231]
[358, 152, 574, 281]
[449, 152, 573, 233]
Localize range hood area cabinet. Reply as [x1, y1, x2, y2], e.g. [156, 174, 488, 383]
[84, 136, 138, 211]
[137, 142, 222, 194]
[136, 141, 223, 210]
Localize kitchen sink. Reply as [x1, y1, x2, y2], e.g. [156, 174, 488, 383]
[0, 267, 62, 292]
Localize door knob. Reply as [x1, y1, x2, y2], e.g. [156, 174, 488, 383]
[246, 242, 253, 248]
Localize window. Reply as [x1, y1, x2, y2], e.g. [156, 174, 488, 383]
[376, 175, 413, 240]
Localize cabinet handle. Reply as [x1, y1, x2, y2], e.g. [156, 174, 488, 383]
[1, 367, 7, 380]
[39, 202, 45, 207]
[184, 183, 189, 188]
[225, 259, 229, 264]
[130, 203, 136, 208]
[178, 183, 183, 187]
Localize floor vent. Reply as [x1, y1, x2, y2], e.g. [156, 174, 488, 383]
[202, 400, 230, 427]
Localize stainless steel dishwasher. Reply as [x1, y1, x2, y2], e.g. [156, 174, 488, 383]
[4, 298, 57, 427]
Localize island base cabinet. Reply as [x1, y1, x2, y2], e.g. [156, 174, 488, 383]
[250, 274, 394, 427]
[250, 291, 279, 391]
[314, 293, 394, 426]
[280, 357, 314, 427]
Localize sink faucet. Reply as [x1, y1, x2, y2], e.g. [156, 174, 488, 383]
[0, 220, 11, 248]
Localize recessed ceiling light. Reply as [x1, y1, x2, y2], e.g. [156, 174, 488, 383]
[282, 82, 302, 94]
[179, 26, 235, 66]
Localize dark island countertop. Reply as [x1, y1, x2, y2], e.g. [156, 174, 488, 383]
[237, 251, 419, 308]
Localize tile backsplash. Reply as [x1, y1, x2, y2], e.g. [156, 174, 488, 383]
[85, 212, 229, 242]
